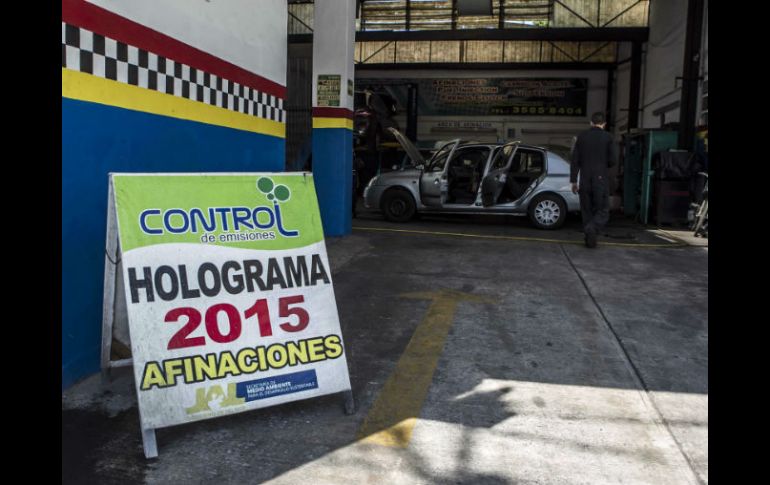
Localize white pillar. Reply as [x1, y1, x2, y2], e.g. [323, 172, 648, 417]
[311, 0, 356, 236]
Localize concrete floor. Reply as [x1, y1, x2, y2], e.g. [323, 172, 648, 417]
[62, 212, 708, 485]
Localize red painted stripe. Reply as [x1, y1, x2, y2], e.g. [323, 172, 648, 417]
[62, 0, 285, 98]
[312, 107, 354, 119]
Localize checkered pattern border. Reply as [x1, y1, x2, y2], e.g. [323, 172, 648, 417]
[61, 22, 285, 123]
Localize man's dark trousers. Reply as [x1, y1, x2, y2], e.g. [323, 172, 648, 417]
[579, 174, 610, 236]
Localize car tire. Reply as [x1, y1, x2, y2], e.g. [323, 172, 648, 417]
[528, 193, 567, 230]
[381, 189, 416, 223]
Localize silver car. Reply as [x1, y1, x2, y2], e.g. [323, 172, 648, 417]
[363, 128, 580, 229]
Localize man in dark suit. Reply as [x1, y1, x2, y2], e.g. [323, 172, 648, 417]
[571, 112, 618, 248]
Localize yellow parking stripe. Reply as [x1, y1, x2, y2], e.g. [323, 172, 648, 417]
[352, 226, 689, 248]
[357, 290, 493, 447]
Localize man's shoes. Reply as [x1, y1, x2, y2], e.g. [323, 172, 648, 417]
[585, 229, 597, 248]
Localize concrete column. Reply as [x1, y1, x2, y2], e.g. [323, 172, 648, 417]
[312, 0, 356, 236]
[628, 41, 642, 131]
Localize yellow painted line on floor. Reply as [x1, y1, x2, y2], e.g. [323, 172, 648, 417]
[357, 289, 493, 448]
[653, 228, 708, 247]
[352, 226, 689, 248]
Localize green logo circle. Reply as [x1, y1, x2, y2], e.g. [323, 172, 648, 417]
[274, 185, 291, 202]
[257, 177, 274, 194]
[256, 177, 291, 204]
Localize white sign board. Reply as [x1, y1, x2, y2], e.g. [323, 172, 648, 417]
[102, 173, 353, 457]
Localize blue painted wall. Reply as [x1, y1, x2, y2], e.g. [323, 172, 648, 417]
[312, 128, 353, 236]
[62, 98, 285, 389]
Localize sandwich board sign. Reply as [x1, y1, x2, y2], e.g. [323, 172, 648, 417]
[100, 173, 354, 458]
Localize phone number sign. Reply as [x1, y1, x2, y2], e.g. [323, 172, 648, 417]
[356, 77, 588, 117]
[111, 173, 352, 430]
[317, 74, 341, 107]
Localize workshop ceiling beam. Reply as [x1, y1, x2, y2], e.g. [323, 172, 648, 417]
[355, 62, 615, 71]
[355, 27, 648, 42]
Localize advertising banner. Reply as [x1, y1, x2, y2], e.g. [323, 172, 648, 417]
[356, 78, 588, 117]
[111, 173, 352, 431]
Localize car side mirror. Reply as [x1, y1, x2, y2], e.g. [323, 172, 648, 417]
[415, 164, 425, 171]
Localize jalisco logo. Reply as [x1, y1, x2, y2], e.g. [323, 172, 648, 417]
[186, 383, 245, 415]
[138, 177, 299, 237]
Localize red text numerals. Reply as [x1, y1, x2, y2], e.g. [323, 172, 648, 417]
[166, 295, 308, 350]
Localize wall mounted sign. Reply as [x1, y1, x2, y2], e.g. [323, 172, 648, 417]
[317, 74, 341, 107]
[357, 78, 588, 117]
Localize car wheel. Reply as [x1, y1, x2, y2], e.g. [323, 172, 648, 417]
[381, 189, 416, 223]
[528, 193, 567, 230]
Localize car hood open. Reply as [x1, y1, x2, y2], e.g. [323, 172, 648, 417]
[386, 127, 426, 166]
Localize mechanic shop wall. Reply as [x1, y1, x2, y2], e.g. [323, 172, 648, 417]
[359, 69, 608, 149]
[61, 0, 287, 388]
[613, 0, 707, 131]
[639, 0, 688, 128]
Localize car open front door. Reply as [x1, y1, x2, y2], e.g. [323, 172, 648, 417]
[481, 142, 518, 207]
[419, 140, 459, 207]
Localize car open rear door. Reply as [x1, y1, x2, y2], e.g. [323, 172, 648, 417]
[514, 148, 549, 203]
[481, 142, 518, 207]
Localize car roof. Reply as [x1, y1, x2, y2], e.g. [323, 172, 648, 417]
[452, 141, 552, 152]
[393, 126, 553, 154]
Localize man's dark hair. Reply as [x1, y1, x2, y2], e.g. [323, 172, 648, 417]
[591, 112, 606, 125]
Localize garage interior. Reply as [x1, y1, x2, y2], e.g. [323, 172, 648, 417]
[62, 1, 708, 484]
[286, 0, 707, 237]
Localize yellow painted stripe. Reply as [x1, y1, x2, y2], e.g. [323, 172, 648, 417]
[352, 226, 689, 248]
[312, 117, 354, 130]
[62, 68, 285, 139]
[357, 289, 492, 447]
